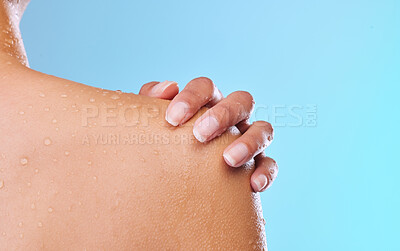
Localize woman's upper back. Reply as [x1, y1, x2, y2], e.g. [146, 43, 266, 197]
[0, 64, 266, 250]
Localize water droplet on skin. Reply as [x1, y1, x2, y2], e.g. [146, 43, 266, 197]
[28, 105, 33, 109]
[39, 93, 45, 98]
[62, 107, 67, 111]
[89, 98, 95, 103]
[52, 119, 57, 124]
[110, 94, 120, 100]
[0, 180, 4, 189]
[34, 169, 39, 174]
[19, 111, 25, 115]
[18, 222, 23, 227]
[60, 94, 67, 98]
[27, 182, 31, 187]
[2, 232, 5, 236]
[88, 161, 92, 165]
[103, 150, 107, 154]
[19, 233, 24, 239]
[94, 213, 99, 218]
[47, 207, 53, 213]
[269, 168, 275, 175]
[43, 138, 52, 146]
[44, 107, 50, 112]
[37, 222, 43, 228]
[53, 159, 57, 162]
[20, 157, 28, 166]
[55, 127, 59, 131]
[64, 151, 70, 156]
[93, 176, 97, 181]
[78, 201, 82, 206]
[153, 150, 159, 155]
[31, 203, 36, 209]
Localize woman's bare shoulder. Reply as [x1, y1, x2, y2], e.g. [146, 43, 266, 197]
[0, 66, 266, 250]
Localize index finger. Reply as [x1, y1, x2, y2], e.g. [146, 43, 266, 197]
[165, 77, 223, 126]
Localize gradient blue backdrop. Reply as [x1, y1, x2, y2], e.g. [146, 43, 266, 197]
[20, 1, 399, 250]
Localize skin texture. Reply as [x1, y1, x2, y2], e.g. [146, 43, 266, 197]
[0, 62, 267, 249]
[2, 0, 279, 194]
[0, 0, 269, 249]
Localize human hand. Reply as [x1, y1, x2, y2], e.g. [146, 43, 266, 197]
[139, 77, 278, 192]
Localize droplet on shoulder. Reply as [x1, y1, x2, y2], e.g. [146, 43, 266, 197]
[110, 94, 120, 100]
[20, 157, 28, 166]
[43, 137, 52, 146]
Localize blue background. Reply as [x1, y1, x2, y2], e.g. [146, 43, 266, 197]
[21, 1, 399, 250]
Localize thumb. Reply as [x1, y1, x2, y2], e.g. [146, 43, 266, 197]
[139, 80, 179, 100]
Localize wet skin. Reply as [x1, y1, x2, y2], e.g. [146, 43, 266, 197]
[0, 62, 267, 249]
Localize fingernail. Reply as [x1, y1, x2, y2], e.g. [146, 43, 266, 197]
[193, 116, 219, 142]
[166, 101, 189, 126]
[151, 80, 177, 96]
[223, 143, 249, 167]
[254, 174, 268, 192]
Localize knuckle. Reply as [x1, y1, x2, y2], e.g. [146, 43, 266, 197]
[187, 77, 216, 100]
[232, 91, 255, 105]
[193, 77, 215, 89]
[253, 121, 274, 135]
[266, 157, 278, 180]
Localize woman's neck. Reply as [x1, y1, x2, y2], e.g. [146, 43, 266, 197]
[0, 0, 29, 67]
